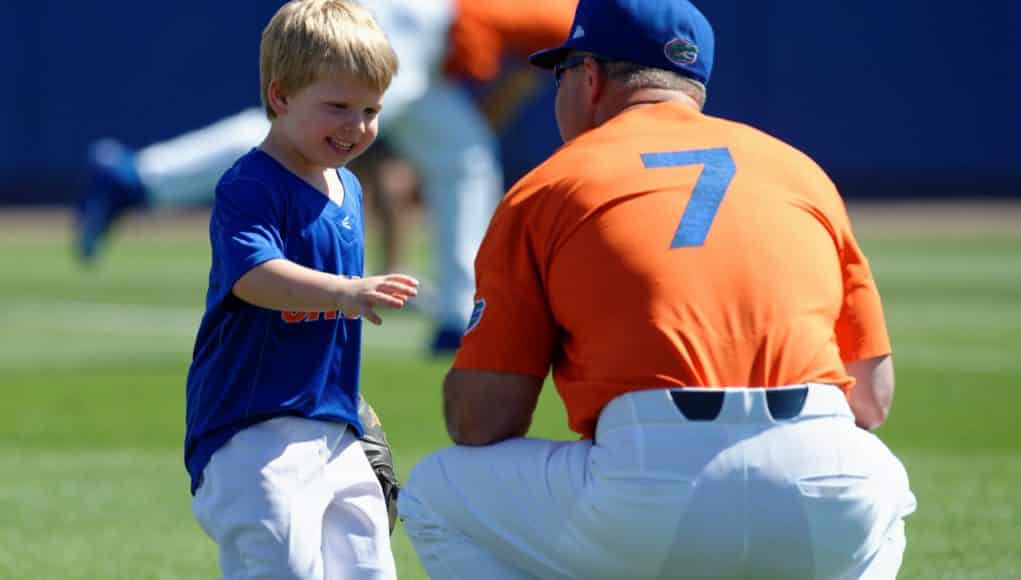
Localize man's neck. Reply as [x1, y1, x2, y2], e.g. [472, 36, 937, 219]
[594, 88, 700, 128]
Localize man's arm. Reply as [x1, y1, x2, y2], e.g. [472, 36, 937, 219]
[846, 354, 895, 430]
[443, 369, 544, 446]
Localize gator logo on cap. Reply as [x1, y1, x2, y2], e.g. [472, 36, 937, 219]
[664, 37, 699, 66]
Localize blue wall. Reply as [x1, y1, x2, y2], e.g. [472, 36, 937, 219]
[1, 1, 280, 203]
[3, 1, 1019, 203]
[705, 2, 1020, 174]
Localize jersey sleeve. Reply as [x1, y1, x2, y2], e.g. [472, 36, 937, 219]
[207, 177, 286, 306]
[453, 190, 559, 378]
[832, 204, 892, 363]
[445, 0, 575, 82]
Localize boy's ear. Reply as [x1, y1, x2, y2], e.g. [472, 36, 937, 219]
[267, 80, 289, 116]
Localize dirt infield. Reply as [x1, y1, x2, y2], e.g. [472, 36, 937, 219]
[846, 199, 1021, 237]
[0, 200, 1018, 242]
[0, 208, 211, 242]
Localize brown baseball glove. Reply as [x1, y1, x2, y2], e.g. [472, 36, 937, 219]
[357, 395, 399, 534]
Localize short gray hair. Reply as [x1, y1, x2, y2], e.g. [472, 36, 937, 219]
[601, 60, 707, 109]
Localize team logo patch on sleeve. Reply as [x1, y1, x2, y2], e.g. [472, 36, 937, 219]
[464, 299, 486, 335]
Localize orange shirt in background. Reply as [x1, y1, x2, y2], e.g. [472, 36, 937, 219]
[454, 102, 891, 439]
[445, 0, 577, 82]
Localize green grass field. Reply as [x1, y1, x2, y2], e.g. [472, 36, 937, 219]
[1, 206, 1019, 579]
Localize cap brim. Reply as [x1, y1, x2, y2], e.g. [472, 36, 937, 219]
[529, 46, 571, 70]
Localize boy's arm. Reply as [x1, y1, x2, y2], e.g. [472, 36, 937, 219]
[233, 258, 418, 324]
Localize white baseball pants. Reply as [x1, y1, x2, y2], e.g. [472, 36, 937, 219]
[192, 417, 396, 580]
[384, 78, 502, 330]
[399, 384, 916, 580]
[136, 107, 270, 206]
[371, 0, 502, 330]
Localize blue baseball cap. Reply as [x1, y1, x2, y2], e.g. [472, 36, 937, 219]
[530, 0, 714, 86]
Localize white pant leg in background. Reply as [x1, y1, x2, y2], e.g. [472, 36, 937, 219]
[193, 417, 396, 580]
[400, 385, 915, 580]
[366, 0, 453, 121]
[385, 81, 503, 330]
[136, 107, 269, 206]
[370, 0, 502, 330]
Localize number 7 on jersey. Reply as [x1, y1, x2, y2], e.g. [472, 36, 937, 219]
[641, 148, 735, 248]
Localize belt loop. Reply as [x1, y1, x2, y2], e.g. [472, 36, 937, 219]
[669, 390, 725, 421]
[766, 387, 809, 420]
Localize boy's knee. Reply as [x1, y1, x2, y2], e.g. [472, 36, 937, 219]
[229, 526, 319, 580]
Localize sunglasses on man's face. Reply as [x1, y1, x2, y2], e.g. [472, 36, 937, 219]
[553, 55, 608, 89]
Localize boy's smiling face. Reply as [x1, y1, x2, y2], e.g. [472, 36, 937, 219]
[269, 71, 384, 174]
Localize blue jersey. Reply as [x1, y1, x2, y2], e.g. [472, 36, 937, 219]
[184, 149, 366, 494]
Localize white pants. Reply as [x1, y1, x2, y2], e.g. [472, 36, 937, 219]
[137, 108, 270, 206]
[384, 79, 502, 328]
[368, 0, 502, 329]
[399, 385, 916, 580]
[134, 0, 500, 330]
[193, 417, 396, 580]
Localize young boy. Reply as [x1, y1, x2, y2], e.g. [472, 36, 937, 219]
[184, 1, 417, 578]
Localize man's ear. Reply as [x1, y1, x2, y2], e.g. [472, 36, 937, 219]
[583, 57, 606, 108]
[267, 80, 289, 117]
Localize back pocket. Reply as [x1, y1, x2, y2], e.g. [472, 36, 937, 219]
[796, 474, 880, 579]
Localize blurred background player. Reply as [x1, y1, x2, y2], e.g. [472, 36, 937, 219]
[399, 0, 915, 578]
[75, 0, 576, 354]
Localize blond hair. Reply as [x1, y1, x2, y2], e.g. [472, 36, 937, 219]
[259, 0, 398, 119]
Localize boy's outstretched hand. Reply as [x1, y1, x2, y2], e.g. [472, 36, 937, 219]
[339, 274, 419, 325]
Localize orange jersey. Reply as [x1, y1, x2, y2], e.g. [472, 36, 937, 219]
[444, 0, 577, 82]
[454, 101, 891, 439]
